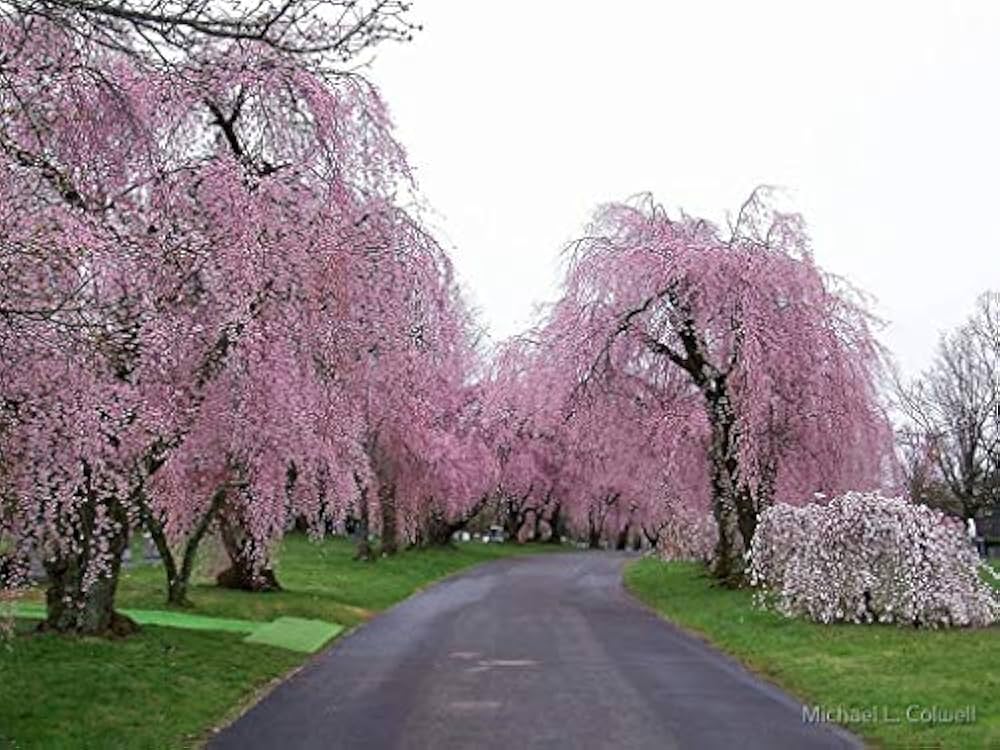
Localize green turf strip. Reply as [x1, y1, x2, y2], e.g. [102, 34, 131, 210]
[243, 616, 343, 653]
[125, 609, 259, 633]
[8, 601, 46, 619]
[9, 602, 342, 652]
[10, 602, 259, 633]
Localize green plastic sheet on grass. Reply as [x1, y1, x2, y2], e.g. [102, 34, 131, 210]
[8, 602, 46, 620]
[9, 603, 342, 652]
[11, 602, 257, 633]
[126, 609, 259, 633]
[243, 616, 343, 653]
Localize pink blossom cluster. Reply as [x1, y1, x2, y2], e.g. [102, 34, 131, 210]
[749, 492, 999, 628]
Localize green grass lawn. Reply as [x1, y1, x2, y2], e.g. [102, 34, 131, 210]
[1, 536, 561, 749]
[625, 558, 1000, 750]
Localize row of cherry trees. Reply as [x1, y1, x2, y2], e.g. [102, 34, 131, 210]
[1, 1, 901, 637]
[0, 10, 505, 634]
[484, 194, 896, 581]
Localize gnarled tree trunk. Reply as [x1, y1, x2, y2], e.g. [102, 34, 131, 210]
[378, 481, 398, 556]
[587, 514, 602, 549]
[354, 476, 374, 561]
[420, 493, 491, 548]
[41, 491, 137, 637]
[703, 379, 751, 585]
[423, 513, 459, 547]
[138, 486, 227, 606]
[546, 503, 563, 543]
[369, 439, 400, 557]
[615, 522, 630, 551]
[216, 509, 282, 592]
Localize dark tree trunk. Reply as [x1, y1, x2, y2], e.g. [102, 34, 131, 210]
[422, 500, 470, 547]
[734, 459, 777, 553]
[423, 514, 460, 547]
[532, 510, 543, 541]
[423, 517, 450, 546]
[546, 503, 562, 543]
[704, 379, 748, 586]
[378, 481, 399, 556]
[41, 493, 137, 637]
[501, 488, 533, 542]
[171, 487, 226, 604]
[734, 486, 758, 557]
[43, 550, 136, 637]
[216, 511, 282, 592]
[641, 525, 660, 549]
[353, 471, 374, 561]
[709, 494, 742, 584]
[368, 438, 400, 557]
[354, 482, 374, 561]
[354, 508, 375, 561]
[587, 514, 602, 549]
[355, 518, 374, 560]
[587, 494, 617, 549]
[615, 523, 630, 551]
[650, 314, 754, 585]
[139, 486, 226, 606]
[502, 497, 520, 540]
[420, 493, 490, 548]
[0, 554, 14, 586]
[148, 523, 182, 605]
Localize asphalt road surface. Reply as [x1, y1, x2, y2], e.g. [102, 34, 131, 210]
[211, 552, 859, 750]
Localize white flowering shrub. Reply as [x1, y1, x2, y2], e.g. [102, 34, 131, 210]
[656, 508, 717, 563]
[746, 503, 817, 591]
[748, 491, 1000, 628]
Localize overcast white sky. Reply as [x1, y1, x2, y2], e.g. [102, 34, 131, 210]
[370, 1, 1000, 376]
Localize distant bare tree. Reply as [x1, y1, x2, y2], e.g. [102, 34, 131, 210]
[897, 292, 1000, 519]
[895, 428, 961, 514]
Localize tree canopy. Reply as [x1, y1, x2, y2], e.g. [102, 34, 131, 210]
[1, 10, 901, 634]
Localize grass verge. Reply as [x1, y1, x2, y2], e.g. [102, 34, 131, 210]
[624, 558, 1000, 750]
[1, 536, 560, 749]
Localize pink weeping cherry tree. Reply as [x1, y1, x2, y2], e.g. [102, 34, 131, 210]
[0, 25, 186, 632]
[481, 327, 668, 548]
[384, 284, 500, 549]
[135, 60, 418, 597]
[138, 189, 461, 595]
[0, 16, 467, 629]
[482, 335, 581, 543]
[573, 383, 704, 551]
[349, 214, 496, 558]
[549, 190, 894, 582]
[508, 284, 710, 551]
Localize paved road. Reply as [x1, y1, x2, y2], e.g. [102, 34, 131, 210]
[211, 552, 859, 750]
